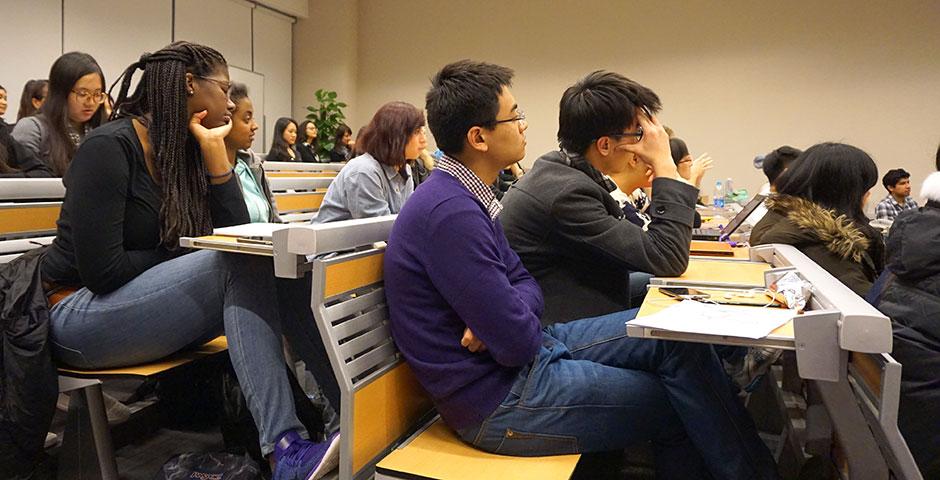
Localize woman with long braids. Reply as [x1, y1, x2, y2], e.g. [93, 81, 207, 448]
[12, 52, 106, 176]
[40, 42, 339, 480]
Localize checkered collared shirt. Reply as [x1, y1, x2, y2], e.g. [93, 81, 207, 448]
[875, 195, 919, 221]
[436, 155, 503, 220]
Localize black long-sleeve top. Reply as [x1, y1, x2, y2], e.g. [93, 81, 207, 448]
[0, 125, 54, 177]
[42, 118, 249, 294]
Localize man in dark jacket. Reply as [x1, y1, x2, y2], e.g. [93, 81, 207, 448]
[500, 71, 698, 325]
[868, 171, 940, 477]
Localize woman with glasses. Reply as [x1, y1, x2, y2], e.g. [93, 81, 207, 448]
[313, 102, 426, 223]
[17, 79, 49, 122]
[296, 120, 321, 163]
[41, 41, 341, 479]
[12, 52, 106, 176]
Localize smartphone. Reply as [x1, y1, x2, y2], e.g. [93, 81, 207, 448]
[659, 287, 710, 301]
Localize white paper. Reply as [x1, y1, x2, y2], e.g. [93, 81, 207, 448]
[627, 300, 797, 339]
[213, 223, 288, 239]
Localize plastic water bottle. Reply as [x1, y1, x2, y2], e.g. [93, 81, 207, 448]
[713, 180, 725, 208]
[725, 177, 735, 203]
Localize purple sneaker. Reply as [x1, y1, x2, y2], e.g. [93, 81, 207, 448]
[272, 430, 340, 480]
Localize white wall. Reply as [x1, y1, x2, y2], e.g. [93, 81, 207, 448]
[295, 0, 940, 198]
[1, 0, 294, 151]
[292, 0, 358, 131]
[1, 0, 61, 124]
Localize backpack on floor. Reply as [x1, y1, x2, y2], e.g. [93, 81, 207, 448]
[154, 452, 261, 480]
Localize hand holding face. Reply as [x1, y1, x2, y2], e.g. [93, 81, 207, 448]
[618, 108, 678, 180]
[188, 109, 232, 148]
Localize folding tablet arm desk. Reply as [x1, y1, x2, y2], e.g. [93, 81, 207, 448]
[629, 244, 920, 479]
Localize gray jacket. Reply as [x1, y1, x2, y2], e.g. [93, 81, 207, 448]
[500, 150, 698, 325]
[234, 149, 282, 223]
[10, 116, 50, 166]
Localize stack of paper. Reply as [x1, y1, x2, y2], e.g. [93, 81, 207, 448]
[627, 300, 797, 339]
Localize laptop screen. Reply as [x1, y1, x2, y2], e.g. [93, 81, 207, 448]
[720, 194, 767, 236]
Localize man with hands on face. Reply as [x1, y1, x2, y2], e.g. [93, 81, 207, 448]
[384, 62, 778, 480]
[500, 71, 701, 326]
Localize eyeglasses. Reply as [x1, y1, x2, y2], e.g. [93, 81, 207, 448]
[195, 75, 232, 95]
[70, 89, 106, 104]
[493, 109, 526, 127]
[605, 126, 644, 145]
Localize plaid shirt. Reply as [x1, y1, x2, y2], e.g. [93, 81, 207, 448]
[875, 195, 919, 220]
[436, 155, 503, 220]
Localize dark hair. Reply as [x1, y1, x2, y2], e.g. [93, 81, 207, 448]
[332, 123, 352, 150]
[17, 79, 49, 121]
[40, 52, 106, 176]
[934, 141, 939, 171]
[558, 71, 661, 155]
[0, 129, 14, 174]
[269, 117, 297, 155]
[775, 142, 878, 225]
[298, 120, 317, 144]
[229, 82, 248, 106]
[669, 137, 689, 165]
[111, 41, 227, 249]
[762, 145, 802, 186]
[881, 168, 910, 190]
[357, 102, 424, 167]
[425, 59, 514, 156]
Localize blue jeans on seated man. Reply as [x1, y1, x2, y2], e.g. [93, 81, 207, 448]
[455, 309, 779, 480]
[49, 249, 320, 457]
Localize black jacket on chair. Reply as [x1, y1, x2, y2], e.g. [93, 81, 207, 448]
[867, 198, 940, 477]
[0, 247, 57, 478]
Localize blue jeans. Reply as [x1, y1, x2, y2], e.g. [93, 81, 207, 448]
[456, 310, 778, 480]
[49, 250, 305, 456]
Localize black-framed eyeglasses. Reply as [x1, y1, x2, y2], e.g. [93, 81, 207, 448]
[195, 75, 232, 95]
[493, 109, 526, 126]
[603, 125, 643, 145]
[70, 89, 106, 104]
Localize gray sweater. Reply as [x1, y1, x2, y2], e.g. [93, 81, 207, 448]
[500, 150, 698, 325]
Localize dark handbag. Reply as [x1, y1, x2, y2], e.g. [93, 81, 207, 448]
[154, 451, 260, 480]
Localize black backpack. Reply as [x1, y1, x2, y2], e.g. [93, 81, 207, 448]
[154, 452, 261, 480]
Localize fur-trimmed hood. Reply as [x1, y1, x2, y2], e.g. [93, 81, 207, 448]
[763, 194, 871, 262]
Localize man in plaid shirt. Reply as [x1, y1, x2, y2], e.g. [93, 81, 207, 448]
[876, 168, 919, 221]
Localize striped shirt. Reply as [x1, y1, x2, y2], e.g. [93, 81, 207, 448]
[436, 154, 503, 220]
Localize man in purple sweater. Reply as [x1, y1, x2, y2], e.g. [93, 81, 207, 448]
[384, 60, 778, 479]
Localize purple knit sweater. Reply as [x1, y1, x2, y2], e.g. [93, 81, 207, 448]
[384, 170, 544, 430]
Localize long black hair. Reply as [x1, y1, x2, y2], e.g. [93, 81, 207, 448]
[111, 41, 227, 249]
[268, 117, 296, 159]
[40, 52, 106, 176]
[17, 79, 48, 121]
[332, 123, 352, 151]
[298, 120, 317, 145]
[775, 142, 878, 225]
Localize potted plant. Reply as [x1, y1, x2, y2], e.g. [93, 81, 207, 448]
[306, 89, 348, 159]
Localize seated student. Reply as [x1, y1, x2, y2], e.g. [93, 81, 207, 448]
[296, 120, 320, 163]
[42, 42, 338, 480]
[266, 117, 299, 162]
[669, 136, 712, 227]
[384, 60, 777, 480]
[329, 123, 353, 162]
[868, 170, 940, 477]
[17, 79, 49, 122]
[312, 102, 425, 223]
[760, 145, 802, 193]
[500, 71, 699, 326]
[0, 84, 8, 131]
[0, 124, 54, 177]
[224, 83, 281, 223]
[12, 53, 106, 176]
[750, 143, 883, 296]
[875, 168, 918, 221]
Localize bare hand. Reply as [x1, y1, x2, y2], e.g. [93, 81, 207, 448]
[461, 328, 487, 353]
[188, 110, 232, 147]
[617, 108, 677, 180]
[689, 153, 714, 188]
